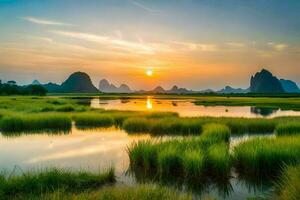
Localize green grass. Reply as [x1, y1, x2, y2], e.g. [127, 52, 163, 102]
[74, 113, 114, 128]
[123, 117, 204, 135]
[0, 168, 115, 199]
[122, 116, 282, 135]
[123, 117, 152, 133]
[201, 123, 230, 143]
[0, 113, 72, 133]
[0, 96, 299, 135]
[193, 96, 300, 111]
[206, 143, 231, 179]
[276, 122, 300, 136]
[233, 136, 300, 178]
[128, 124, 231, 181]
[31, 184, 192, 200]
[275, 164, 300, 200]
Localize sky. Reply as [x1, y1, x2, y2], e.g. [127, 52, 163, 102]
[0, 0, 299, 90]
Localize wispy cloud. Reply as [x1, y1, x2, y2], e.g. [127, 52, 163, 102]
[129, 0, 161, 14]
[27, 36, 54, 43]
[170, 41, 218, 52]
[268, 42, 288, 51]
[50, 30, 161, 54]
[22, 16, 72, 26]
[226, 42, 245, 48]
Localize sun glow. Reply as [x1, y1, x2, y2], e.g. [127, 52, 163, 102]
[146, 97, 153, 109]
[146, 69, 153, 76]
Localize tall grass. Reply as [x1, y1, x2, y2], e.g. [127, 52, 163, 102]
[275, 164, 300, 200]
[0, 114, 72, 133]
[276, 122, 300, 136]
[123, 117, 203, 135]
[123, 117, 152, 133]
[122, 116, 281, 135]
[150, 117, 203, 135]
[128, 124, 231, 181]
[223, 118, 276, 134]
[233, 136, 300, 178]
[0, 168, 115, 199]
[35, 184, 192, 200]
[201, 123, 230, 143]
[206, 143, 231, 179]
[74, 113, 114, 128]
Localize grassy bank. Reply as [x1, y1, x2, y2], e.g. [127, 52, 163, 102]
[233, 136, 300, 178]
[193, 96, 300, 111]
[276, 122, 300, 136]
[275, 164, 300, 200]
[0, 113, 72, 133]
[0, 96, 299, 134]
[122, 116, 280, 135]
[27, 184, 193, 200]
[128, 123, 231, 182]
[0, 168, 115, 199]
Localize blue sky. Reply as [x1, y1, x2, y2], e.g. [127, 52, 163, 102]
[0, 0, 299, 89]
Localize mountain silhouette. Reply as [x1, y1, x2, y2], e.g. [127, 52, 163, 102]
[31, 80, 41, 85]
[151, 86, 165, 93]
[217, 86, 249, 94]
[99, 79, 132, 93]
[60, 72, 98, 93]
[250, 69, 284, 93]
[35, 68, 299, 94]
[43, 82, 61, 93]
[280, 79, 300, 93]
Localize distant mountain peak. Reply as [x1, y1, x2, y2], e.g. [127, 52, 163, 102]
[99, 79, 133, 93]
[217, 85, 248, 94]
[60, 72, 98, 93]
[250, 69, 284, 93]
[31, 80, 41, 85]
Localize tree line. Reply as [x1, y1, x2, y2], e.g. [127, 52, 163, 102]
[0, 80, 47, 95]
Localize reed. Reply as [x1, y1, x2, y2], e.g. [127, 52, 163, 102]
[35, 184, 192, 200]
[201, 123, 230, 143]
[233, 136, 300, 178]
[122, 117, 152, 133]
[128, 124, 232, 181]
[206, 143, 231, 179]
[276, 122, 300, 136]
[0, 168, 115, 199]
[74, 113, 114, 128]
[0, 113, 72, 133]
[275, 164, 300, 200]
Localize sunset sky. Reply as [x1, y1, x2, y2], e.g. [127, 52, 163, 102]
[0, 0, 299, 90]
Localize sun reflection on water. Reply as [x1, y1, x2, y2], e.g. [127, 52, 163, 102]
[146, 97, 153, 109]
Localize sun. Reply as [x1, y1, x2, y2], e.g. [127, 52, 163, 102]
[146, 69, 153, 76]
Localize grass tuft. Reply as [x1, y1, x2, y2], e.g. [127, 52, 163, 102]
[0, 114, 72, 133]
[233, 136, 300, 178]
[276, 122, 300, 136]
[74, 113, 114, 128]
[275, 164, 300, 200]
[0, 168, 115, 199]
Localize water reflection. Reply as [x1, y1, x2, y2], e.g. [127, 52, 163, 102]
[0, 127, 149, 182]
[127, 166, 272, 200]
[90, 97, 300, 118]
[0, 127, 276, 199]
[250, 107, 278, 117]
[146, 97, 153, 109]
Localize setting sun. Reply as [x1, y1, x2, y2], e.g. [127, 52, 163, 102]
[146, 69, 153, 76]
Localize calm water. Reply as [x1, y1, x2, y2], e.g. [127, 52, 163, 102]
[90, 97, 300, 118]
[0, 127, 274, 199]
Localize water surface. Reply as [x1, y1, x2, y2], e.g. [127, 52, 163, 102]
[0, 127, 274, 199]
[90, 97, 300, 118]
